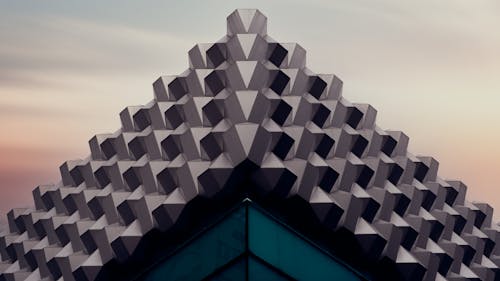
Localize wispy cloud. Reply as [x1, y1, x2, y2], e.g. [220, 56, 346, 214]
[0, 102, 83, 119]
[0, 0, 499, 222]
[0, 15, 194, 90]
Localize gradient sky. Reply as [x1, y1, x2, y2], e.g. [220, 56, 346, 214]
[1, 0, 500, 225]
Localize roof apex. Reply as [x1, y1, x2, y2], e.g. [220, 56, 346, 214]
[227, 9, 267, 36]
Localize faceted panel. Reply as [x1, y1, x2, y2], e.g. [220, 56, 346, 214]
[0, 8, 498, 281]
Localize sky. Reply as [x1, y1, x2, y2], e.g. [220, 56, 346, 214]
[0, 0, 499, 224]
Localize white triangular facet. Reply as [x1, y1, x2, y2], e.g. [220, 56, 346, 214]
[237, 34, 257, 59]
[235, 90, 258, 120]
[237, 9, 257, 32]
[236, 61, 257, 88]
[190, 127, 211, 155]
[235, 123, 258, 155]
[198, 44, 211, 67]
[261, 153, 284, 168]
[195, 69, 212, 93]
[193, 97, 212, 122]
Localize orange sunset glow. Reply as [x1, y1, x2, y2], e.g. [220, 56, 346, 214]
[1, 1, 499, 226]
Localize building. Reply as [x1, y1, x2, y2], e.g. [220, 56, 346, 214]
[0, 9, 499, 281]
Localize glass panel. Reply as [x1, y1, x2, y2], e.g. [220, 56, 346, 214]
[248, 256, 291, 281]
[207, 257, 246, 281]
[138, 202, 366, 281]
[141, 207, 246, 281]
[248, 206, 362, 281]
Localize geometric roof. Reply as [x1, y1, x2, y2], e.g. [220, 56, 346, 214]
[1, 9, 499, 281]
[132, 202, 367, 280]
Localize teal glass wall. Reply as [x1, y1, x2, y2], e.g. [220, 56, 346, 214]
[248, 207, 362, 281]
[137, 202, 367, 281]
[140, 207, 246, 281]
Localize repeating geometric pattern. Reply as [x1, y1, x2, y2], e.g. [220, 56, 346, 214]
[1, 9, 499, 281]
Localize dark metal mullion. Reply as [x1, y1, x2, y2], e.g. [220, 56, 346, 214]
[247, 251, 297, 281]
[200, 252, 248, 281]
[250, 204, 369, 280]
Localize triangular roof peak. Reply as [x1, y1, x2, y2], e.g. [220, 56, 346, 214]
[227, 9, 267, 36]
[0, 8, 499, 281]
